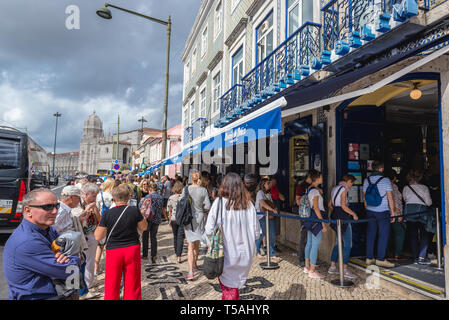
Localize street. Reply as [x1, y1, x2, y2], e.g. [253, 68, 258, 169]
[0, 183, 65, 300]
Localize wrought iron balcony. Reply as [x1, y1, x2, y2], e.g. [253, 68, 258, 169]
[219, 84, 243, 120]
[419, 0, 447, 9]
[215, 22, 321, 128]
[192, 118, 207, 140]
[183, 126, 193, 145]
[213, 0, 420, 129]
[322, 0, 418, 54]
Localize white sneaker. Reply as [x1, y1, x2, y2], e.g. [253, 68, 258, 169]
[328, 266, 339, 275]
[344, 269, 357, 279]
[80, 291, 101, 300]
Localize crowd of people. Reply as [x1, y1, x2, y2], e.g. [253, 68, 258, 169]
[2, 161, 440, 300]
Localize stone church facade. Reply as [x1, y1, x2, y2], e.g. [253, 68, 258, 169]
[78, 112, 161, 174]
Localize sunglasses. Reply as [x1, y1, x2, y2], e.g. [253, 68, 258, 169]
[28, 203, 60, 211]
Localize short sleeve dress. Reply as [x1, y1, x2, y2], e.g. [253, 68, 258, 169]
[182, 185, 211, 243]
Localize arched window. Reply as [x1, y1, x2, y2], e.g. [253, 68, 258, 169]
[123, 148, 129, 164]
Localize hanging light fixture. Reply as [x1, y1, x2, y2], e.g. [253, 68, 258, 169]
[410, 82, 422, 100]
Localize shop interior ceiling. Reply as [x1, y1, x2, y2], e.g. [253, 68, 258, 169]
[348, 80, 438, 124]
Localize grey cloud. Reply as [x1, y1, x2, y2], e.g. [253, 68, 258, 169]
[0, 0, 201, 152]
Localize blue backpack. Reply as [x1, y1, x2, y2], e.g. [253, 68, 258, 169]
[365, 176, 386, 207]
[100, 190, 110, 216]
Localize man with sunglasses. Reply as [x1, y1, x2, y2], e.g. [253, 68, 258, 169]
[3, 188, 81, 300]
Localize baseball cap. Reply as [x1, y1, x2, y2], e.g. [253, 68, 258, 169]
[61, 186, 81, 197]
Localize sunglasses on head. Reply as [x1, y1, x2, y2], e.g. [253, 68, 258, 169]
[28, 203, 60, 211]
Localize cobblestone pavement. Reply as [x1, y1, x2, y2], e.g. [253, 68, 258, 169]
[90, 221, 402, 300]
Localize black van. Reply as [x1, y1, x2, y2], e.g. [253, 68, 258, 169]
[0, 127, 29, 233]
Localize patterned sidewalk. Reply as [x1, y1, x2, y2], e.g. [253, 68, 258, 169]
[91, 221, 403, 300]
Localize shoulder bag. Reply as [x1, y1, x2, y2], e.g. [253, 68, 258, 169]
[104, 206, 129, 248]
[203, 197, 224, 280]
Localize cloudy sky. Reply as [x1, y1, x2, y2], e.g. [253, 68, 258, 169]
[0, 0, 202, 153]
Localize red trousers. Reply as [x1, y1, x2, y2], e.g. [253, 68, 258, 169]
[219, 278, 240, 300]
[104, 244, 142, 300]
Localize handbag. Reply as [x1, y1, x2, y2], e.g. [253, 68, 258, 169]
[203, 197, 224, 280]
[140, 194, 153, 220]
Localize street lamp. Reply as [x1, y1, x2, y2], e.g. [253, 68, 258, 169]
[97, 3, 171, 176]
[52, 112, 62, 179]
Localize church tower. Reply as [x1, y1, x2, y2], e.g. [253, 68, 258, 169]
[79, 112, 104, 173]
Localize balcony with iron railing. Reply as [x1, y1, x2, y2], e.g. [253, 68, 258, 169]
[183, 126, 193, 145]
[419, 0, 448, 10]
[213, 0, 423, 128]
[215, 22, 321, 127]
[192, 117, 208, 141]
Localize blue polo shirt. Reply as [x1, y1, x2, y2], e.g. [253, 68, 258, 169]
[3, 219, 81, 300]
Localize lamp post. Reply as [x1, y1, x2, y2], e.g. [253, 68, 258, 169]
[52, 112, 62, 179]
[97, 3, 171, 176]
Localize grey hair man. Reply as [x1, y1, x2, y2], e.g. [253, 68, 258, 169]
[54, 186, 82, 234]
[74, 183, 101, 297]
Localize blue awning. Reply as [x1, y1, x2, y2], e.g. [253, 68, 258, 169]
[160, 153, 183, 166]
[182, 106, 282, 157]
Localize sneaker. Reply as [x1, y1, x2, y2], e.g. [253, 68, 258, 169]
[343, 269, 357, 279]
[257, 254, 265, 260]
[375, 259, 395, 268]
[303, 267, 310, 274]
[328, 266, 339, 275]
[309, 271, 326, 279]
[270, 256, 282, 263]
[186, 272, 194, 281]
[414, 258, 419, 264]
[418, 258, 432, 265]
[80, 291, 100, 300]
[365, 258, 375, 266]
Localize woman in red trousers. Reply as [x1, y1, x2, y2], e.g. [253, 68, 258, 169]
[95, 184, 148, 300]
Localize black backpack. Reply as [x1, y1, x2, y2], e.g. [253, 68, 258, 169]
[176, 186, 194, 228]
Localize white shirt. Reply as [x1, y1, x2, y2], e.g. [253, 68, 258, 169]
[330, 185, 348, 207]
[96, 191, 115, 215]
[54, 201, 75, 234]
[308, 188, 325, 212]
[255, 190, 273, 220]
[205, 197, 260, 289]
[402, 184, 432, 207]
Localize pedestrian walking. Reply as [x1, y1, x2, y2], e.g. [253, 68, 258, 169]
[182, 170, 211, 281]
[205, 173, 260, 300]
[126, 174, 142, 207]
[162, 175, 172, 221]
[139, 183, 163, 263]
[403, 169, 433, 265]
[327, 174, 358, 279]
[167, 181, 185, 263]
[303, 170, 328, 279]
[94, 177, 116, 276]
[140, 179, 150, 198]
[73, 183, 101, 298]
[255, 177, 280, 263]
[3, 188, 81, 300]
[362, 161, 396, 268]
[94, 184, 148, 300]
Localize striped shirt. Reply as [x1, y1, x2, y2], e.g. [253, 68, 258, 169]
[402, 184, 432, 207]
[362, 175, 393, 212]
